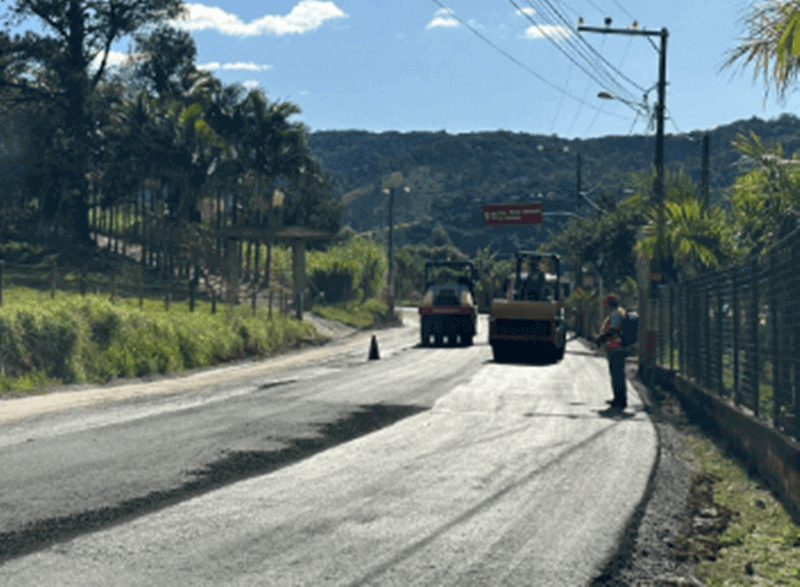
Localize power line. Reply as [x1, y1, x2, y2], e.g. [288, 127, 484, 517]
[549, 60, 572, 132]
[544, 0, 646, 93]
[428, 0, 631, 120]
[512, 0, 639, 107]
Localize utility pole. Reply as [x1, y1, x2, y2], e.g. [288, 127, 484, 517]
[387, 186, 395, 314]
[578, 22, 668, 370]
[701, 133, 710, 208]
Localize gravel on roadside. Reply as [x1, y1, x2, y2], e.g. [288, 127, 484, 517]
[590, 354, 707, 586]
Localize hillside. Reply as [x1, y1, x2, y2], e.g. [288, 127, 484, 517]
[308, 113, 800, 257]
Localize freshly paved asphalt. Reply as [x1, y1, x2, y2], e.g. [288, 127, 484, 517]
[0, 311, 657, 585]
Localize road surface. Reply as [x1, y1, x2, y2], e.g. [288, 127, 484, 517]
[0, 310, 657, 585]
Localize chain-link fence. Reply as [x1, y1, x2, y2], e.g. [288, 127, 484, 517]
[654, 230, 800, 442]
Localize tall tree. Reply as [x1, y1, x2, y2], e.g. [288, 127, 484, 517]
[0, 0, 186, 246]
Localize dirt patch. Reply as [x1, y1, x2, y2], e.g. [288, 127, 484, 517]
[674, 472, 737, 563]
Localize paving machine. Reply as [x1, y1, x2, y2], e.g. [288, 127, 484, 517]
[419, 260, 478, 347]
[489, 252, 566, 362]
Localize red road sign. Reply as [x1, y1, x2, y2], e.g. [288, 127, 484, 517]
[482, 203, 543, 226]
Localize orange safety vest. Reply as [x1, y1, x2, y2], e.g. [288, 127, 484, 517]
[602, 308, 625, 351]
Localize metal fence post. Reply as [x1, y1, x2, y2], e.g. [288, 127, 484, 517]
[669, 283, 675, 371]
[717, 272, 724, 398]
[751, 258, 760, 417]
[705, 279, 712, 391]
[679, 283, 685, 376]
[771, 250, 780, 426]
[733, 269, 741, 406]
[0, 260, 4, 306]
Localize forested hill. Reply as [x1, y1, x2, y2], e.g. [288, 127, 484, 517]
[307, 114, 800, 258]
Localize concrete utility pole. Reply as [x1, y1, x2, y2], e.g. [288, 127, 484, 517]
[701, 133, 710, 208]
[578, 22, 668, 369]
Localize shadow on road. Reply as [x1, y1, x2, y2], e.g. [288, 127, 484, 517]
[0, 404, 427, 564]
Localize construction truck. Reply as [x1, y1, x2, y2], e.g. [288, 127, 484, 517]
[489, 252, 567, 363]
[419, 260, 478, 347]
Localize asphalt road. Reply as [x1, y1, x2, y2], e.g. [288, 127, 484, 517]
[0, 310, 657, 585]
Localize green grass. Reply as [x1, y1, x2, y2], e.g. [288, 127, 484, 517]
[312, 298, 388, 329]
[0, 287, 321, 397]
[686, 432, 800, 586]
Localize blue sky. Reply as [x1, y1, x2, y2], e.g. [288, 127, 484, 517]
[16, 1, 800, 139]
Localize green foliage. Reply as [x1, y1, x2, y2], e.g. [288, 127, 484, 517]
[308, 234, 387, 303]
[687, 432, 800, 586]
[312, 298, 387, 329]
[0, 288, 318, 396]
[728, 132, 800, 258]
[722, 0, 800, 101]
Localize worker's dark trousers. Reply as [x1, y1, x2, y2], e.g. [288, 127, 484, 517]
[607, 349, 627, 407]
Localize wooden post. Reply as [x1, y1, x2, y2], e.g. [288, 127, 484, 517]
[50, 260, 56, 299]
[292, 240, 306, 321]
[268, 287, 273, 319]
[80, 264, 87, 297]
[110, 271, 117, 303]
[165, 268, 172, 311]
[189, 252, 197, 313]
[0, 260, 4, 306]
[138, 266, 144, 308]
[211, 287, 217, 314]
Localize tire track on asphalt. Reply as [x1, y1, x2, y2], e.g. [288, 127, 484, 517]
[347, 421, 623, 586]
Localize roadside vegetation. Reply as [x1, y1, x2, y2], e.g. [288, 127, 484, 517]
[0, 287, 319, 398]
[682, 430, 800, 585]
[312, 298, 388, 329]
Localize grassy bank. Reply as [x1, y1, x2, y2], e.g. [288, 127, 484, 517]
[311, 298, 388, 329]
[0, 287, 320, 398]
[683, 431, 800, 585]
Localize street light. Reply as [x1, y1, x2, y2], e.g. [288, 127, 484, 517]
[581, 21, 669, 370]
[382, 180, 411, 317]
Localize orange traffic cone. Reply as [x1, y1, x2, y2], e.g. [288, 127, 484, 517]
[368, 335, 380, 360]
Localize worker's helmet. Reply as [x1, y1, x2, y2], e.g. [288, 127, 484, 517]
[603, 293, 620, 308]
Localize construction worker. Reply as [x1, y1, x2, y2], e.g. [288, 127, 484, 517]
[595, 293, 627, 410]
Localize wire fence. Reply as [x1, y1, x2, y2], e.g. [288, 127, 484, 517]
[654, 229, 800, 442]
[0, 257, 295, 318]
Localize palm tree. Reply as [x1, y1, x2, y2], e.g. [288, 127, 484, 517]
[724, 1, 800, 100]
[636, 198, 733, 280]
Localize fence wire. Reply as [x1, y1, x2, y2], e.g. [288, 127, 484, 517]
[655, 230, 800, 441]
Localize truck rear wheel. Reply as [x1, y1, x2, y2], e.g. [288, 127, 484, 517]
[491, 343, 506, 362]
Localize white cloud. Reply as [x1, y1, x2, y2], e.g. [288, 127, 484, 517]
[516, 7, 536, 16]
[176, 1, 347, 37]
[89, 50, 148, 71]
[197, 62, 272, 71]
[524, 24, 571, 40]
[241, 80, 260, 91]
[427, 16, 458, 28]
[426, 7, 458, 28]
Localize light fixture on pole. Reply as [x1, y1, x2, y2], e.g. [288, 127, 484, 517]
[382, 176, 411, 318]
